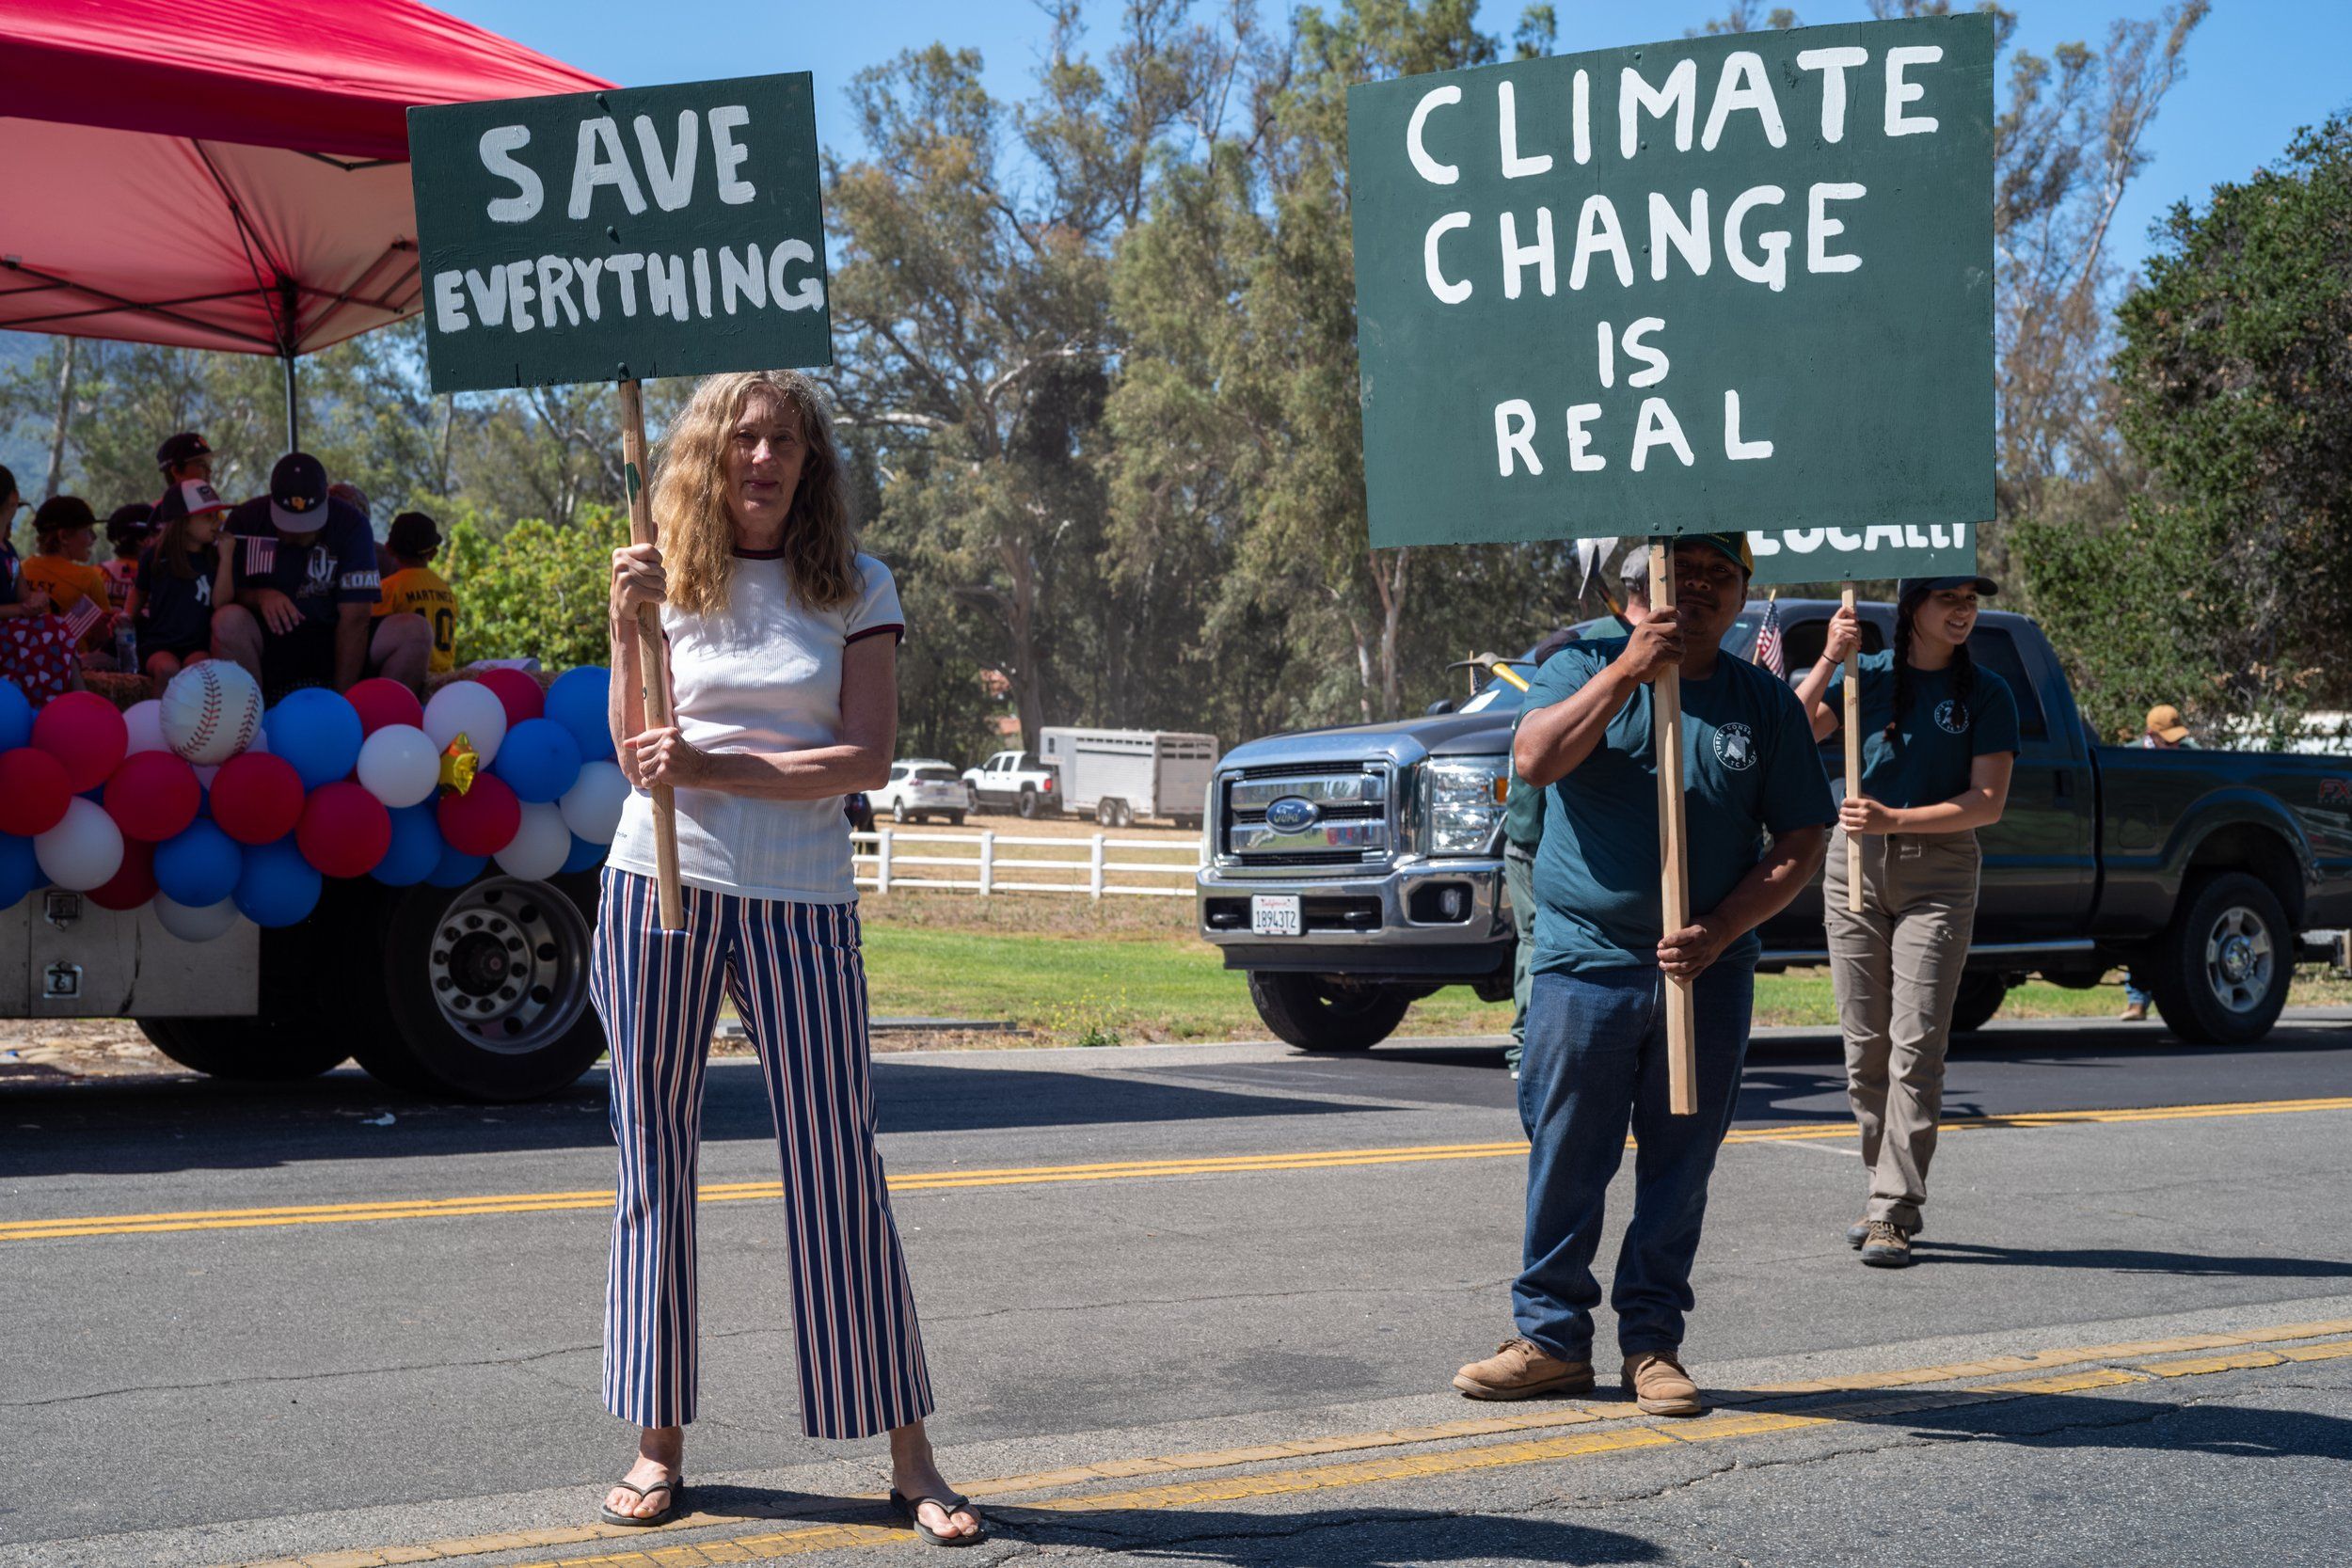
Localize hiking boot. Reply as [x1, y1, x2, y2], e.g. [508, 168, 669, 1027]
[1860, 1219, 1915, 1268]
[2119, 1001, 2150, 1022]
[1454, 1338, 1595, 1401]
[1622, 1352, 1703, 1417]
[1846, 1214, 1921, 1248]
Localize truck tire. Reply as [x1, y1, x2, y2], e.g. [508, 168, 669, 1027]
[892, 799, 911, 823]
[946, 810, 966, 827]
[351, 871, 607, 1101]
[1248, 972, 1412, 1053]
[136, 909, 357, 1080]
[2148, 871, 2292, 1046]
[1948, 973, 2008, 1036]
[1017, 787, 1042, 819]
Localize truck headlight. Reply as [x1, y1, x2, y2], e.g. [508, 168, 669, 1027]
[1422, 756, 1510, 855]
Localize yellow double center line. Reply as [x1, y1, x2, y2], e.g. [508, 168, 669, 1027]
[8, 1095, 2349, 1244]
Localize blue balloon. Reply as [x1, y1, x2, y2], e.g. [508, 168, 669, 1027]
[154, 820, 244, 908]
[265, 688, 364, 789]
[0, 833, 42, 908]
[373, 804, 445, 887]
[561, 832, 607, 875]
[0, 678, 32, 752]
[427, 846, 487, 888]
[234, 837, 323, 927]
[494, 718, 584, 803]
[544, 666, 614, 762]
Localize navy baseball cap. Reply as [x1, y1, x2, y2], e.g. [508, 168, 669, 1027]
[387, 510, 442, 556]
[106, 502, 157, 546]
[156, 432, 212, 472]
[1898, 575, 1999, 603]
[153, 481, 230, 525]
[269, 452, 330, 534]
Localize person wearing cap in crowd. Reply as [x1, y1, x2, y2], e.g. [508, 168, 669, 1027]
[1612, 543, 1654, 629]
[1456, 533, 1834, 1416]
[2118, 705, 2197, 1022]
[156, 432, 215, 497]
[126, 481, 235, 691]
[1798, 577, 2019, 1269]
[212, 452, 425, 697]
[22, 496, 119, 656]
[102, 503, 156, 610]
[0, 463, 83, 704]
[373, 510, 459, 676]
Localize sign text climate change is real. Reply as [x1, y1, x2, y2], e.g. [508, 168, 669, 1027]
[1349, 15, 1994, 582]
[409, 73, 831, 394]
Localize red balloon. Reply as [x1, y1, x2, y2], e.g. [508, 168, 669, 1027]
[31, 690, 129, 793]
[104, 752, 202, 843]
[210, 752, 307, 846]
[297, 782, 391, 879]
[347, 676, 426, 737]
[475, 668, 546, 727]
[0, 747, 72, 836]
[438, 773, 521, 857]
[87, 839, 157, 911]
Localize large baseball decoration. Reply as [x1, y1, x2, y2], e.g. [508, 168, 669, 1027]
[0, 671, 617, 927]
[159, 662, 264, 766]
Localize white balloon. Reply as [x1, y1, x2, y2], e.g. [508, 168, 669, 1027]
[35, 798, 124, 892]
[123, 700, 168, 756]
[194, 763, 220, 790]
[493, 801, 571, 880]
[356, 724, 442, 809]
[559, 760, 630, 843]
[159, 662, 263, 765]
[422, 680, 508, 767]
[152, 893, 241, 942]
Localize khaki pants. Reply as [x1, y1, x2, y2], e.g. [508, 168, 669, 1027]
[1824, 828, 1981, 1230]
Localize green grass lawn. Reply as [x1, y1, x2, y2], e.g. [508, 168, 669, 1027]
[861, 915, 2350, 1047]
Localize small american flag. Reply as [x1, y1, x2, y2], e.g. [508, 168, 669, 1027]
[61, 595, 104, 642]
[1755, 594, 1786, 678]
[242, 535, 277, 575]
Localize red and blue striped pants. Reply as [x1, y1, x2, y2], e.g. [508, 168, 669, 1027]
[588, 867, 934, 1438]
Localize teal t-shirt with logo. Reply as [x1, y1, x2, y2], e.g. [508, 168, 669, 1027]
[1827, 651, 2021, 809]
[1523, 640, 1836, 975]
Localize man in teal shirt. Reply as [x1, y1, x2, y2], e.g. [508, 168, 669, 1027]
[1455, 533, 1834, 1418]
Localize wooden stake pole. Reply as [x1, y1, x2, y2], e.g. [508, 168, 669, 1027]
[618, 379, 684, 931]
[1651, 540, 1697, 1116]
[1841, 583, 1863, 915]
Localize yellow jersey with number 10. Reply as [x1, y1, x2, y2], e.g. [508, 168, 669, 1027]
[373, 565, 456, 674]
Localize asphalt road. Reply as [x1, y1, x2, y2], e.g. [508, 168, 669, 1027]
[4, 1010, 2350, 1567]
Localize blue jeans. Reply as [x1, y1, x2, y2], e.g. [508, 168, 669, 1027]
[1514, 963, 1755, 1362]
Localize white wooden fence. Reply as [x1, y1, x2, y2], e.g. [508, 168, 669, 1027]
[851, 830, 1202, 898]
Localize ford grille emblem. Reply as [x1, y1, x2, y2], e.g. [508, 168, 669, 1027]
[1264, 796, 1321, 832]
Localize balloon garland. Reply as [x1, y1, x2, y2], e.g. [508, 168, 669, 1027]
[0, 668, 623, 942]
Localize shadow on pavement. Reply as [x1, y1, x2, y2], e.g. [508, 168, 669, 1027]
[1916, 1241, 2352, 1279]
[0, 1061, 1385, 1180]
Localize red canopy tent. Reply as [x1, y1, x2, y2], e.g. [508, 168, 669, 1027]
[0, 0, 611, 444]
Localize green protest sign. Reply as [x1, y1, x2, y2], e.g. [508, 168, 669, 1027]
[408, 73, 829, 393]
[1347, 15, 1993, 583]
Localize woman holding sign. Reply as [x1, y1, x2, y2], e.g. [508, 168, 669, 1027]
[1797, 577, 2017, 1270]
[595, 371, 982, 1544]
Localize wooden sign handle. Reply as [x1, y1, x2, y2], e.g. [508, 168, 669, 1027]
[1651, 541, 1697, 1116]
[618, 379, 685, 932]
[1841, 583, 1863, 915]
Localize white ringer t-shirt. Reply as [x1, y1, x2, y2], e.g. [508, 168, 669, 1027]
[607, 550, 902, 903]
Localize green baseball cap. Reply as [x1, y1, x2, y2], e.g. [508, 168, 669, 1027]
[1672, 531, 1754, 576]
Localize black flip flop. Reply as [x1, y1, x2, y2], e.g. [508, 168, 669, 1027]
[598, 1473, 685, 1528]
[891, 1489, 987, 1546]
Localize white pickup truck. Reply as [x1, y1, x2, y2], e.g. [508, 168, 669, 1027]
[961, 749, 1061, 818]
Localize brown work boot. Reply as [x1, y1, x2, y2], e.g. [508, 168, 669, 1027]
[1847, 1213, 1921, 1248]
[1622, 1352, 1704, 1417]
[1454, 1338, 1595, 1401]
[2118, 1001, 2149, 1022]
[1860, 1219, 1915, 1268]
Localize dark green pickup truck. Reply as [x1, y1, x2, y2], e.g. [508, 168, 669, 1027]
[1198, 602, 2352, 1050]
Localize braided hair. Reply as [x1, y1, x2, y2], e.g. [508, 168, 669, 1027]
[1884, 589, 1977, 744]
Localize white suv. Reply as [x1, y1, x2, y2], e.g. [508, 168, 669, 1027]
[874, 758, 971, 825]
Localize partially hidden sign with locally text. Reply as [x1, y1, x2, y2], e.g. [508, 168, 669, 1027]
[1348, 15, 1993, 582]
[410, 74, 829, 393]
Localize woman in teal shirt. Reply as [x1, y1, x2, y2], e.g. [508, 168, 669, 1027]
[1797, 577, 2018, 1269]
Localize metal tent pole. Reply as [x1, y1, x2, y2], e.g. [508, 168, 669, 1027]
[281, 352, 299, 453]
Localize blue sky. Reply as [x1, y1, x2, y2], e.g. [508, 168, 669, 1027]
[446, 0, 2351, 277]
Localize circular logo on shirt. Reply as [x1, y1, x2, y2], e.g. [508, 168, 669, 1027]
[1712, 721, 1758, 771]
[1935, 700, 1971, 736]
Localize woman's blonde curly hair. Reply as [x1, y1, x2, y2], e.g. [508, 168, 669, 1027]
[651, 370, 857, 617]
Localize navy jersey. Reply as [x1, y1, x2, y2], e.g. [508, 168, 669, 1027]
[227, 496, 380, 627]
